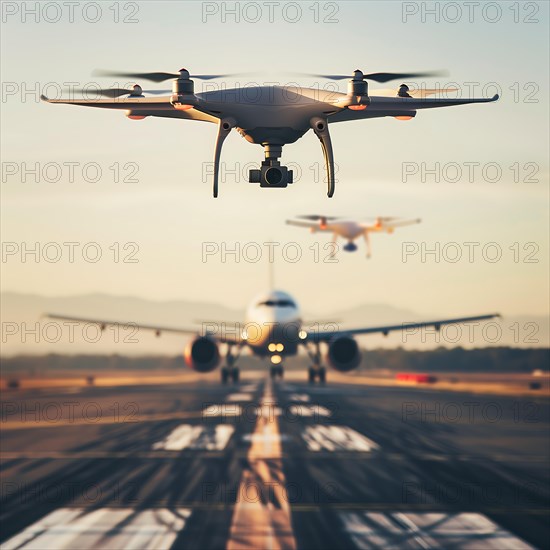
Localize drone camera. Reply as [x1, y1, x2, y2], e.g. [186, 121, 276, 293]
[249, 161, 293, 188]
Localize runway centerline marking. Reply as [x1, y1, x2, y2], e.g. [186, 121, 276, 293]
[227, 380, 297, 550]
[302, 425, 380, 452]
[152, 424, 234, 451]
[1, 507, 191, 550]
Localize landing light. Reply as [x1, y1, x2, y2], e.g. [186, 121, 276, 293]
[174, 104, 194, 110]
[268, 343, 277, 352]
[298, 330, 308, 340]
[276, 343, 284, 352]
[394, 115, 413, 120]
[348, 104, 367, 111]
[271, 355, 282, 364]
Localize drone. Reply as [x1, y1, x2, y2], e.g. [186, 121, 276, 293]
[287, 215, 421, 258]
[42, 68, 499, 197]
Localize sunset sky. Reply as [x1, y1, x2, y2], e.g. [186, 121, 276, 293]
[2, 1, 548, 319]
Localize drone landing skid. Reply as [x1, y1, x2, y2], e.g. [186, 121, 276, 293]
[212, 118, 236, 198]
[310, 117, 335, 198]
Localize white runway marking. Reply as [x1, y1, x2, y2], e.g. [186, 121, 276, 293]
[205, 403, 290, 418]
[202, 404, 242, 417]
[288, 393, 310, 402]
[1, 507, 191, 550]
[288, 405, 331, 417]
[302, 425, 379, 452]
[340, 512, 534, 549]
[227, 393, 254, 402]
[152, 424, 234, 451]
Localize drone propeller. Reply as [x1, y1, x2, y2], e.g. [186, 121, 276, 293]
[93, 68, 238, 83]
[297, 215, 341, 221]
[373, 86, 458, 98]
[301, 69, 448, 83]
[63, 84, 170, 98]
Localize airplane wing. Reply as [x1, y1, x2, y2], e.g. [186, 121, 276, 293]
[304, 314, 500, 342]
[40, 95, 218, 123]
[329, 94, 499, 123]
[44, 313, 244, 344]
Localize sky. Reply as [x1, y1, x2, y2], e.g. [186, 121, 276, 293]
[1, 0, 549, 319]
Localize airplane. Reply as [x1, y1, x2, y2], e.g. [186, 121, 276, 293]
[287, 215, 421, 257]
[41, 68, 499, 197]
[46, 290, 499, 384]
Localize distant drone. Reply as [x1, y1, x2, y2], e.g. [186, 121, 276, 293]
[42, 68, 498, 197]
[287, 215, 421, 257]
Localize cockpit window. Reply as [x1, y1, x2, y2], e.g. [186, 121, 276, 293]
[258, 300, 295, 307]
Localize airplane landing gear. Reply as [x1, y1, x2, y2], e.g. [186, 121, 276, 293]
[307, 342, 327, 384]
[308, 365, 326, 384]
[270, 365, 284, 379]
[221, 345, 241, 384]
[221, 366, 240, 384]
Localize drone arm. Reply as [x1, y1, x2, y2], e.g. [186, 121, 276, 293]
[40, 95, 219, 123]
[385, 218, 422, 229]
[212, 118, 236, 198]
[310, 117, 335, 198]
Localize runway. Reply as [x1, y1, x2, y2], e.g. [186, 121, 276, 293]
[1, 374, 548, 549]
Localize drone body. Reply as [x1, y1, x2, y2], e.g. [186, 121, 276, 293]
[42, 68, 499, 197]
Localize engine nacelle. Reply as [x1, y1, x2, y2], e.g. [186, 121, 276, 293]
[327, 335, 361, 372]
[184, 336, 220, 372]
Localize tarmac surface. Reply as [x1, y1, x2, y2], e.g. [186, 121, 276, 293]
[1, 372, 549, 549]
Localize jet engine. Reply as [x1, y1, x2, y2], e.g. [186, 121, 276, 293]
[184, 336, 220, 372]
[327, 335, 361, 372]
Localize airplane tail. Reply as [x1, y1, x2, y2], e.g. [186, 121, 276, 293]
[269, 256, 274, 290]
[267, 238, 275, 290]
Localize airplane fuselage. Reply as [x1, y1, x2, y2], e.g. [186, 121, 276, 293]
[244, 290, 303, 358]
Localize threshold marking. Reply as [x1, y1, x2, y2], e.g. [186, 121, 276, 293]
[288, 405, 331, 417]
[202, 404, 242, 417]
[1, 507, 191, 550]
[340, 511, 534, 549]
[288, 394, 310, 402]
[227, 393, 254, 402]
[302, 425, 379, 452]
[240, 384, 258, 392]
[152, 424, 234, 451]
